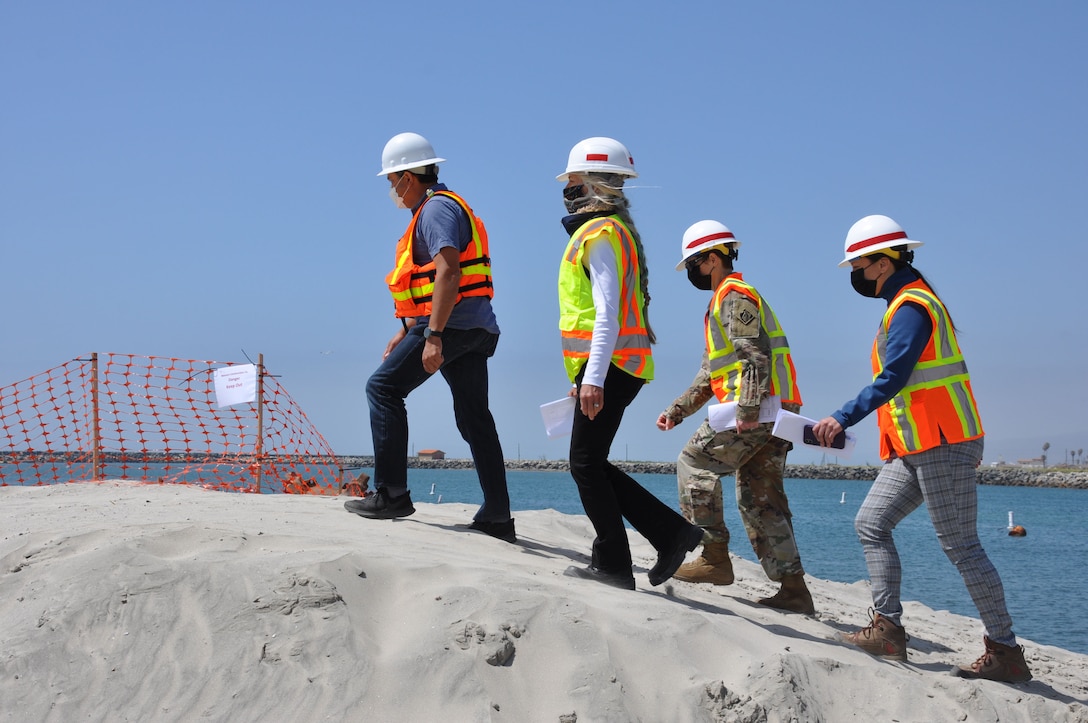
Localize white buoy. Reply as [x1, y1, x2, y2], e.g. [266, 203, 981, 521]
[430, 483, 436, 495]
[436, 494, 442, 503]
[840, 492, 846, 504]
[1007, 511, 1015, 530]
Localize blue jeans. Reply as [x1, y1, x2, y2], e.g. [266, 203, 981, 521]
[366, 326, 510, 522]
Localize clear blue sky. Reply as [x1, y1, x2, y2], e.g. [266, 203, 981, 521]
[3, 2, 1086, 466]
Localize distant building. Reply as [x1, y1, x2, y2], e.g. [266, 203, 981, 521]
[417, 449, 446, 460]
[1016, 457, 1044, 467]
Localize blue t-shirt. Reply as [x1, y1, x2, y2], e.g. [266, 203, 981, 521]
[411, 183, 499, 333]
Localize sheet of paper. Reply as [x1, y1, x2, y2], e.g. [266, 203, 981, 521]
[540, 396, 576, 438]
[707, 396, 782, 432]
[213, 364, 257, 409]
[770, 410, 857, 460]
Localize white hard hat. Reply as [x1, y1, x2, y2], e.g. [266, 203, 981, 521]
[839, 214, 923, 267]
[676, 220, 741, 271]
[557, 137, 638, 181]
[377, 132, 446, 177]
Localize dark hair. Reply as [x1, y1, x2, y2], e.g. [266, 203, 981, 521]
[883, 247, 958, 332]
[710, 247, 737, 269]
[409, 165, 439, 184]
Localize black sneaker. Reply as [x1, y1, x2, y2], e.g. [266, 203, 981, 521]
[344, 488, 415, 519]
[648, 523, 705, 586]
[462, 518, 517, 543]
[563, 565, 636, 590]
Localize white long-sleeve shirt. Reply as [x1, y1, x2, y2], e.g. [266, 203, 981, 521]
[581, 236, 621, 388]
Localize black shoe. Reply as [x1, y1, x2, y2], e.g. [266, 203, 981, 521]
[563, 565, 636, 590]
[344, 488, 415, 519]
[648, 524, 705, 586]
[462, 518, 517, 543]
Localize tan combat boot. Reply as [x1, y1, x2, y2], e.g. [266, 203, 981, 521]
[758, 573, 816, 615]
[956, 636, 1033, 682]
[840, 609, 909, 661]
[673, 542, 734, 585]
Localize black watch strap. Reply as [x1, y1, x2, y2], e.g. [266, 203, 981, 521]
[423, 327, 443, 340]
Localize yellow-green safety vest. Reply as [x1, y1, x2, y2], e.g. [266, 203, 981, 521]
[558, 215, 653, 383]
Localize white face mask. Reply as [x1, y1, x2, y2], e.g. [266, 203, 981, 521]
[388, 173, 410, 209]
[389, 186, 408, 209]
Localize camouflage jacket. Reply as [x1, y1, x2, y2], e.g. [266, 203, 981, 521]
[662, 288, 793, 425]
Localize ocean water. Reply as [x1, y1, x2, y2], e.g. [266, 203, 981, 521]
[403, 468, 1088, 656]
[4, 464, 1084, 655]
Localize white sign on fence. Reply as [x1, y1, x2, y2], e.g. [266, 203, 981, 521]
[213, 364, 257, 408]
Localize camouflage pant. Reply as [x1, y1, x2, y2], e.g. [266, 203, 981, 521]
[676, 419, 804, 581]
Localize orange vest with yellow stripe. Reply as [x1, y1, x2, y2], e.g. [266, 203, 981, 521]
[558, 215, 653, 383]
[873, 279, 984, 459]
[385, 190, 493, 319]
[704, 273, 801, 405]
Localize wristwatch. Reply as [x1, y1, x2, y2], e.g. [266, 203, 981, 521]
[423, 327, 443, 340]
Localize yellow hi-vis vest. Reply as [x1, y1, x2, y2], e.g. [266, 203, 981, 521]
[385, 190, 493, 319]
[704, 273, 801, 405]
[873, 279, 983, 459]
[558, 215, 654, 384]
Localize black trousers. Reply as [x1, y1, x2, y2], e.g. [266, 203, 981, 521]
[569, 363, 691, 572]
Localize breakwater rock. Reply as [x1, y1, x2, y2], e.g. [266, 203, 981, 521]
[334, 456, 1088, 490]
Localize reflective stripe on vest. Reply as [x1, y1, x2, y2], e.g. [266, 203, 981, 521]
[558, 215, 654, 383]
[385, 190, 494, 318]
[703, 273, 801, 405]
[872, 280, 984, 458]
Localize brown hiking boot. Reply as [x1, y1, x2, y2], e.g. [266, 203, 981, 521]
[840, 609, 908, 661]
[956, 636, 1033, 683]
[758, 574, 816, 615]
[673, 542, 734, 585]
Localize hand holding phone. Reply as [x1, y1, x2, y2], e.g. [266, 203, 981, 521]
[803, 424, 846, 449]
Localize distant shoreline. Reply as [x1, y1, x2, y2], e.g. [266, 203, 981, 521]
[4, 451, 1083, 490]
[335, 456, 1088, 490]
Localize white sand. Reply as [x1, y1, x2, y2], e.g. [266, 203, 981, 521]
[1, 481, 1085, 722]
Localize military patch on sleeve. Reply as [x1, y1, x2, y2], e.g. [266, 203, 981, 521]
[730, 297, 760, 339]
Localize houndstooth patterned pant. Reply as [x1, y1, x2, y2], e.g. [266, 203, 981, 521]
[856, 437, 1017, 645]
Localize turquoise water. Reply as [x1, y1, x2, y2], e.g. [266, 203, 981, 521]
[403, 468, 1088, 656]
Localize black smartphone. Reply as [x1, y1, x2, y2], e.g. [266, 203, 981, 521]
[803, 424, 846, 449]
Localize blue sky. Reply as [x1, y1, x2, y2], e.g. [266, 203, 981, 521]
[3, 2, 1086, 466]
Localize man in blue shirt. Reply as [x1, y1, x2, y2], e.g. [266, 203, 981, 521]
[345, 133, 514, 543]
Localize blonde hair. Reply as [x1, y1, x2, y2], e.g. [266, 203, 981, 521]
[579, 173, 656, 345]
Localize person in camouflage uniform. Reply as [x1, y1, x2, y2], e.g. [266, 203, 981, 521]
[656, 220, 814, 614]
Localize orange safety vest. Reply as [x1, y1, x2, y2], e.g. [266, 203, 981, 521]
[557, 215, 653, 383]
[873, 279, 984, 459]
[704, 273, 801, 405]
[385, 190, 494, 319]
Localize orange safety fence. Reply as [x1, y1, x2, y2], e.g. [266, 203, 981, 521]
[0, 352, 351, 494]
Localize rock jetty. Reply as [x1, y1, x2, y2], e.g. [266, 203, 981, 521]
[333, 457, 1088, 490]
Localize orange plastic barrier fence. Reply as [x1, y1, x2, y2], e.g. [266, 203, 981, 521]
[0, 352, 345, 493]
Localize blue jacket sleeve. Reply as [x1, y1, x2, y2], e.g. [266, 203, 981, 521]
[832, 302, 932, 429]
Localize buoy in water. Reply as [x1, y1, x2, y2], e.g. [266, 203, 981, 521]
[840, 492, 846, 504]
[1008, 525, 1027, 537]
[430, 483, 436, 495]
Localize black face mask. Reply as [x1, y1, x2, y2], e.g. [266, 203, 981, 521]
[850, 267, 880, 298]
[687, 265, 713, 291]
